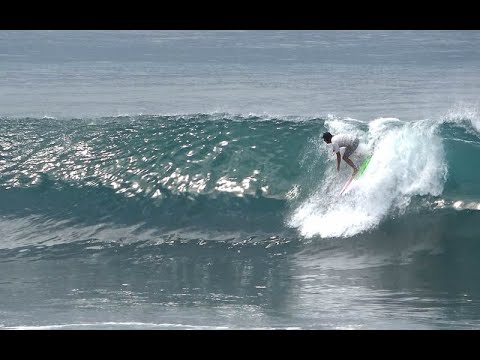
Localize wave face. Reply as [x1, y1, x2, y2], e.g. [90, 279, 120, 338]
[0, 111, 480, 248]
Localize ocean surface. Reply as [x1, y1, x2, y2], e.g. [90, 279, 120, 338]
[1, 30, 480, 329]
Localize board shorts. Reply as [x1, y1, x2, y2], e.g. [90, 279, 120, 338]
[344, 138, 359, 158]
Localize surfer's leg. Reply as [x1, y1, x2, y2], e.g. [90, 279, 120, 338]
[342, 155, 358, 174]
[343, 139, 359, 174]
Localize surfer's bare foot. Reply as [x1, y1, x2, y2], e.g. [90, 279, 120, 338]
[353, 167, 358, 175]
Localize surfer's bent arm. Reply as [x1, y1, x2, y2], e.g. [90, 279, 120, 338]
[336, 152, 341, 171]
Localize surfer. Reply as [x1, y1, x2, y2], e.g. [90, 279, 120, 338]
[322, 132, 359, 175]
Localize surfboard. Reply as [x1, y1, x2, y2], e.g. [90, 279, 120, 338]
[356, 155, 371, 177]
[339, 155, 372, 196]
[339, 174, 355, 195]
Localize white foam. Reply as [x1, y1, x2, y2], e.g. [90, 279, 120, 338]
[444, 102, 480, 134]
[289, 117, 448, 238]
[453, 201, 463, 209]
[433, 198, 480, 211]
[323, 116, 366, 142]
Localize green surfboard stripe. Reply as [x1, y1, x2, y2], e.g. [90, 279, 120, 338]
[356, 155, 372, 178]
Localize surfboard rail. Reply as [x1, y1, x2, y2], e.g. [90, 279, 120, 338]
[339, 155, 372, 196]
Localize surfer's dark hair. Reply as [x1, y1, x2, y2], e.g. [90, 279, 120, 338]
[322, 132, 333, 141]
